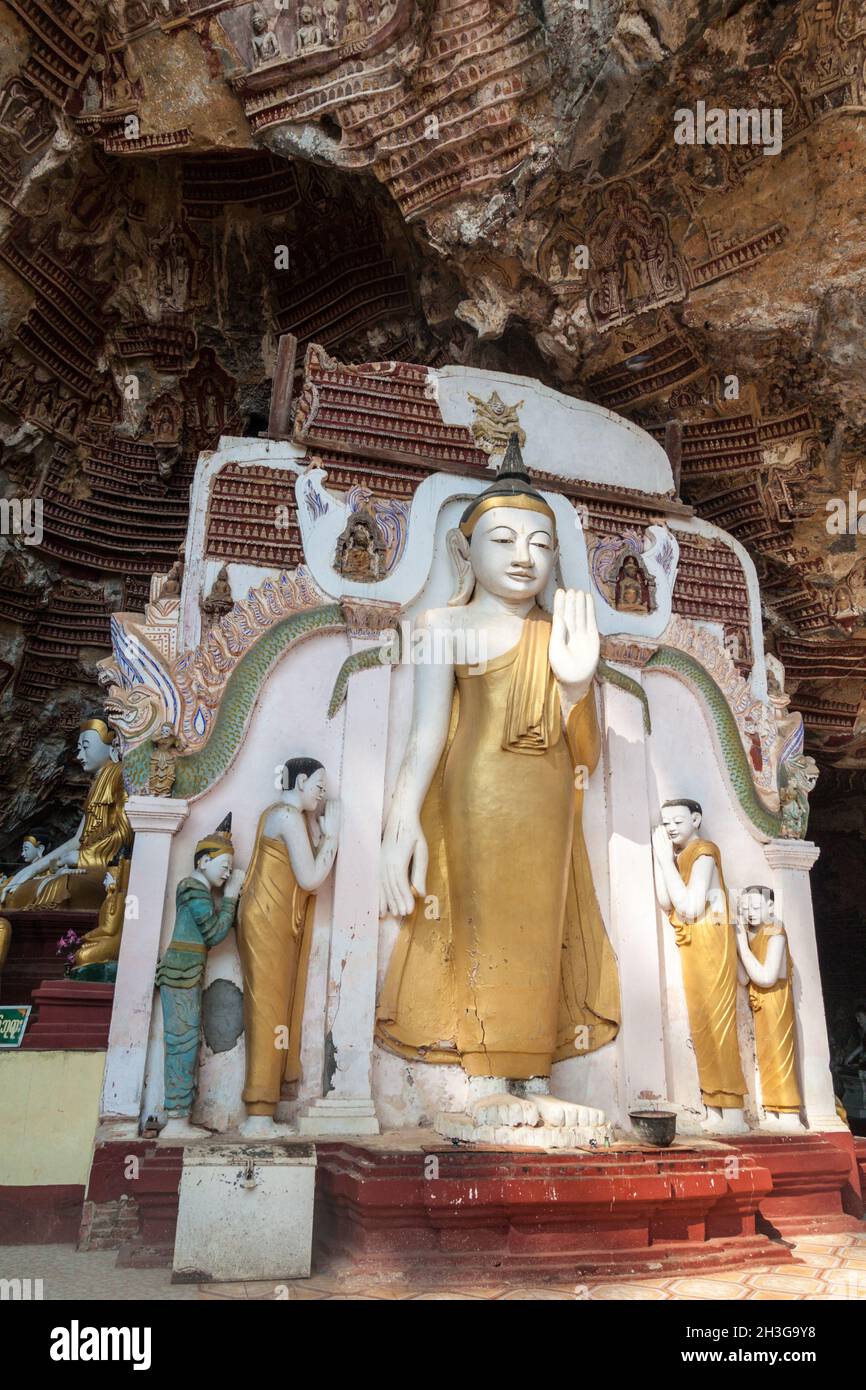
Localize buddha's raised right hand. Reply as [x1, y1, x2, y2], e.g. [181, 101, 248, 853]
[379, 814, 428, 920]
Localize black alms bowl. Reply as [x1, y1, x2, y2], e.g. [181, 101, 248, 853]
[628, 1109, 677, 1147]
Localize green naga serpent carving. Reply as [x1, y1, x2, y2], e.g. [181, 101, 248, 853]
[327, 642, 393, 718]
[326, 644, 780, 838]
[645, 646, 782, 838]
[122, 607, 780, 841]
[325, 637, 653, 733]
[123, 604, 347, 799]
[597, 659, 651, 736]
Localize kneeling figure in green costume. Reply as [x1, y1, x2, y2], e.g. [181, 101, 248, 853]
[156, 815, 245, 1140]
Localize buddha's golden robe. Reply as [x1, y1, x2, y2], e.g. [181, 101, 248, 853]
[747, 923, 801, 1113]
[3, 876, 44, 909]
[237, 812, 316, 1109]
[376, 611, 621, 1079]
[32, 762, 132, 911]
[669, 839, 745, 1109]
[2, 863, 55, 909]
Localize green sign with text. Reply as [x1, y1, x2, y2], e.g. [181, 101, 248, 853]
[0, 1005, 31, 1049]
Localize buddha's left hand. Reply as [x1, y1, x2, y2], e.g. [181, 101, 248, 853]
[549, 588, 599, 700]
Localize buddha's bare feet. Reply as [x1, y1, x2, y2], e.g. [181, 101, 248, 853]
[533, 1094, 605, 1128]
[469, 1093, 540, 1127]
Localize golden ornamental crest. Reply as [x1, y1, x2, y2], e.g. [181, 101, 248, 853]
[468, 390, 526, 456]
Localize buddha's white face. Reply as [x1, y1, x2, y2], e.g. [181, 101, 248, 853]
[21, 840, 42, 864]
[469, 506, 556, 601]
[77, 729, 112, 773]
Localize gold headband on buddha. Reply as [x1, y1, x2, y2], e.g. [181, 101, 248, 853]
[23, 834, 41, 847]
[80, 718, 116, 744]
[459, 492, 557, 539]
[195, 833, 234, 858]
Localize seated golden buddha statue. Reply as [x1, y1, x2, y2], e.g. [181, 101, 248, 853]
[0, 830, 51, 971]
[0, 718, 132, 915]
[0, 830, 52, 910]
[72, 853, 132, 972]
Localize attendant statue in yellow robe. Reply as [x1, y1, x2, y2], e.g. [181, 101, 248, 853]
[735, 885, 802, 1131]
[238, 758, 341, 1138]
[377, 437, 620, 1139]
[652, 798, 747, 1133]
[0, 720, 132, 914]
[71, 853, 132, 975]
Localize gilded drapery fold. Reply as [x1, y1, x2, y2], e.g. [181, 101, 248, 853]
[376, 611, 620, 1076]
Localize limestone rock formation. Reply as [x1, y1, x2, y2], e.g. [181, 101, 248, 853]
[1, 0, 866, 849]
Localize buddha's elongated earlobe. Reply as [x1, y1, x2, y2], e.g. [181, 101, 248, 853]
[446, 526, 474, 606]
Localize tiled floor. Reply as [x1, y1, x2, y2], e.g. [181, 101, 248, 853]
[2, 1231, 865, 1300]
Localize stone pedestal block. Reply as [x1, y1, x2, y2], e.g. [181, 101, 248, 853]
[173, 1142, 317, 1282]
[22, 980, 114, 1050]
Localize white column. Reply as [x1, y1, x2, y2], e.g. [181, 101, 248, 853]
[763, 839, 846, 1132]
[100, 796, 190, 1136]
[299, 607, 395, 1136]
[602, 671, 668, 1120]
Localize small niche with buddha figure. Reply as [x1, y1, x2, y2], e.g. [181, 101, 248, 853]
[614, 552, 656, 614]
[334, 505, 387, 582]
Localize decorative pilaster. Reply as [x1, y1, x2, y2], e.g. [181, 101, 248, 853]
[601, 668, 668, 1117]
[298, 600, 398, 1135]
[100, 796, 190, 1136]
[762, 839, 845, 1133]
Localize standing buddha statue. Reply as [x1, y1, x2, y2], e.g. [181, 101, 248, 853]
[377, 436, 620, 1138]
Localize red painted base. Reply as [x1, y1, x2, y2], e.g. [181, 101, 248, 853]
[312, 1142, 787, 1281]
[855, 1138, 866, 1197]
[71, 1132, 864, 1280]
[82, 1141, 184, 1266]
[0, 910, 97, 1005]
[0, 1184, 84, 1243]
[731, 1133, 863, 1236]
[22, 980, 114, 1050]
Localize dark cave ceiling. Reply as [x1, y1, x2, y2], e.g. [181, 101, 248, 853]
[2, 0, 866, 840]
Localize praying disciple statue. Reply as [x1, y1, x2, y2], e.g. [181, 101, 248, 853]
[376, 436, 620, 1137]
[735, 885, 802, 1129]
[237, 759, 341, 1137]
[156, 816, 244, 1139]
[653, 798, 747, 1132]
